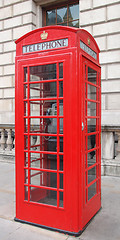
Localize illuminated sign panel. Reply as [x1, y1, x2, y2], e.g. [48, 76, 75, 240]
[80, 40, 97, 60]
[23, 38, 68, 54]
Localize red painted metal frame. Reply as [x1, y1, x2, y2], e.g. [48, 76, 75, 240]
[15, 26, 101, 235]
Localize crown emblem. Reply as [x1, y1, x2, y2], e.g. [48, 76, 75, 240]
[88, 38, 90, 45]
[41, 31, 48, 40]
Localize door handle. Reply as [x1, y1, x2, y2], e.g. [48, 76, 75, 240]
[82, 122, 84, 131]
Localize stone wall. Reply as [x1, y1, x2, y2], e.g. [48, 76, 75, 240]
[80, 0, 120, 126]
[0, 0, 37, 124]
[1, 0, 120, 127]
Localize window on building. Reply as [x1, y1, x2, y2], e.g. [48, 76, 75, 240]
[43, 1, 79, 28]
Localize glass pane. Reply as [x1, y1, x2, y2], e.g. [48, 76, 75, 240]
[88, 135, 96, 150]
[59, 155, 63, 171]
[59, 192, 63, 207]
[68, 20, 79, 28]
[59, 118, 63, 134]
[87, 151, 96, 167]
[57, 7, 67, 23]
[24, 102, 28, 116]
[88, 167, 96, 184]
[30, 136, 57, 152]
[59, 63, 63, 79]
[87, 118, 96, 133]
[30, 152, 57, 170]
[59, 81, 63, 97]
[24, 152, 28, 167]
[30, 170, 57, 188]
[24, 169, 28, 184]
[24, 118, 28, 133]
[46, 9, 56, 26]
[30, 188, 57, 206]
[30, 82, 57, 99]
[48, 118, 57, 133]
[30, 152, 41, 168]
[39, 190, 57, 206]
[73, 20, 79, 28]
[24, 186, 28, 200]
[88, 67, 97, 85]
[59, 173, 63, 189]
[24, 67, 28, 82]
[88, 84, 96, 100]
[30, 117, 57, 134]
[97, 88, 100, 101]
[30, 100, 57, 117]
[24, 136, 28, 150]
[46, 154, 57, 170]
[30, 64, 56, 81]
[30, 135, 38, 150]
[30, 118, 40, 132]
[59, 136, 63, 153]
[87, 101, 96, 116]
[48, 137, 57, 152]
[59, 100, 63, 116]
[69, 4, 79, 21]
[24, 84, 28, 99]
[88, 182, 96, 201]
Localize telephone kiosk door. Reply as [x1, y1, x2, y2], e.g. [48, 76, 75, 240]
[15, 51, 77, 233]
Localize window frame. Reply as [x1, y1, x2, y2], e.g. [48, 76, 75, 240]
[42, 0, 79, 27]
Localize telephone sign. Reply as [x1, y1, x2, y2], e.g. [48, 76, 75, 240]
[23, 38, 68, 54]
[80, 40, 97, 59]
[15, 26, 101, 236]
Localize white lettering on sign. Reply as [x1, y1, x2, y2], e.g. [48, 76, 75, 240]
[80, 41, 97, 60]
[23, 38, 68, 54]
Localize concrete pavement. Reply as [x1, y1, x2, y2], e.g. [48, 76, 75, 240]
[0, 160, 120, 240]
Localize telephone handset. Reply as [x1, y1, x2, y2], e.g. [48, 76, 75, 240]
[44, 103, 63, 134]
[45, 108, 51, 126]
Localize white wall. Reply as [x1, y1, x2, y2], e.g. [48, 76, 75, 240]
[0, 0, 37, 124]
[80, 0, 120, 126]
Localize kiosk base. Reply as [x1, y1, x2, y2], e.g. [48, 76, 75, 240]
[14, 208, 101, 237]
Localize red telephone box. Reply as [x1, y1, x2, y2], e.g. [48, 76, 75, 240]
[15, 26, 101, 235]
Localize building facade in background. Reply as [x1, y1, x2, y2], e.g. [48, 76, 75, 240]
[0, 0, 120, 175]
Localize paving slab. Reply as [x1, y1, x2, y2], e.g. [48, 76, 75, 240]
[0, 161, 120, 240]
[0, 218, 68, 240]
[74, 176, 120, 240]
[0, 162, 15, 220]
[0, 218, 21, 240]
